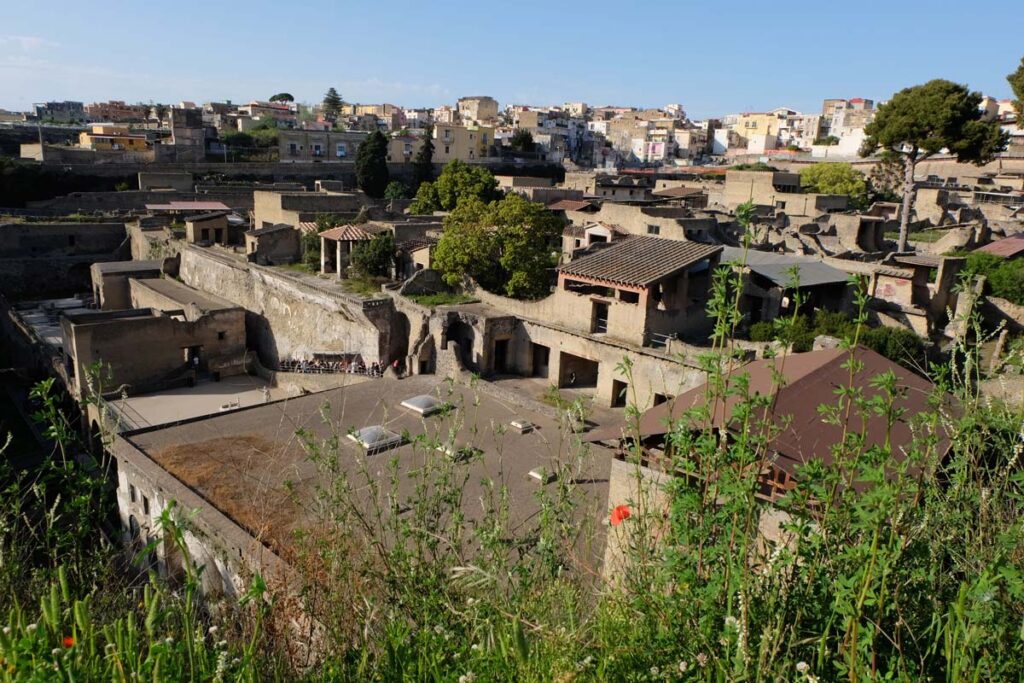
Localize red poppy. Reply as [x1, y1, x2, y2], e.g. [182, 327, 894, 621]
[610, 505, 631, 526]
[62, 636, 74, 648]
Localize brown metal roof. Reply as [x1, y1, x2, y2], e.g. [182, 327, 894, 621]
[557, 236, 721, 287]
[548, 199, 596, 212]
[976, 233, 1024, 258]
[585, 346, 953, 478]
[893, 254, 942, 268]
[652, 186, 705, 198]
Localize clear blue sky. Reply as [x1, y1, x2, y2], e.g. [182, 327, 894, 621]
[1, 0, 1019, 119]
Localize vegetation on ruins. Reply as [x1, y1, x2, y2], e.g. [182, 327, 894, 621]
[798, 162, 868, 209]
[861, 79, 1008, 252]
[728, 162, 777, 172]
[433, 193, 563, 299]
[960, 251, 1024, 306]
[409, 159, 501, 214]
[383, 180, 410, 200]
[350, 231, 395, 277]
[354, 131, 390, 199]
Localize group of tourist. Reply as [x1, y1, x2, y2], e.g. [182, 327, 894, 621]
[278, 358, 387, 376]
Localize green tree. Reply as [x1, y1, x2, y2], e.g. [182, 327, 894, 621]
[408, 160, 500, 214]
[509, 129, 535, 152]
[814, 135, 840, 146]
[355, 131, 390, 199]
[351, 232, 395, 277]
[412, 126, 435, 188]
[861, 79, 1008, 252]
[1008, 57, 1024, 126]
[384, 181, 410, 200]
[800, 162, 869, 209]
[269, 93, 294, 102]
[433, 194, 562, 299]
[322, 87, 343, 120]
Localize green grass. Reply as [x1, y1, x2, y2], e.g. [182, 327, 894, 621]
[885, 229, 945, 243]
[406, 291, 475, 307]
[276, 261, 317, 274]
[340, 275, 387, 296]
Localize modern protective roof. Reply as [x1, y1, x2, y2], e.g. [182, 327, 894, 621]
[557, 236, 721, 287]
[585, 346, 954, 479]
[145, 201, 231, 212]
[720, 247, 849, 288]
[548, 199, 596, 212]
[975, 233, 1024, 258]
[92, 259, 163, 275]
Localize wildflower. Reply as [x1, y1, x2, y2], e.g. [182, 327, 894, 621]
[208, 625, 219, 636]
[26, 623, 37, 633]
[678, 660, 689, 673]
[470, 643, 480, 651]
[164, 637, 175, 646]
[609, 504, 631, 526]
[724, 615, 738, 630]
[62, 636, 74, 648]
[458, 672, 477, 683]
[52, 648, 62, 658]
[649, 665, 660, 676]
[796, 662, 809, 673]
[696, 653, 708, 667]
[2, 627, 9, 635]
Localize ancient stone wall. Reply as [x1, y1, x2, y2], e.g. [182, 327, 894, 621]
[178, 246, 392, 365]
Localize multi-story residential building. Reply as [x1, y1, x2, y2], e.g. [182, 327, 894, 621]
[432, 105, 458, 124]
[79, 124, 150, 151]
[457, 96, 499, 125]
[32, 101, 85, 123]
[85, 101, 150, 123]
[432, 123, 494, 162]
[278, 129, 367, 162]
[239, 100, 297, 126]
[564, 101, 588, 118]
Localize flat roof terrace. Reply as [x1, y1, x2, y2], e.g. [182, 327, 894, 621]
[130, 277, 237, 313]
[122, 376, 612, 560]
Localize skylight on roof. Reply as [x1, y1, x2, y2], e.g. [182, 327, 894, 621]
[400, 394, 445, 416]
[348, 425, 403, 452]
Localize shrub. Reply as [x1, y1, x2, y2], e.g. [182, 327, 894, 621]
[748, 321, 775, 342]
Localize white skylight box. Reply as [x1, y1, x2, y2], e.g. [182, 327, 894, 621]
[400, 394, 445, 416]
[348, 425, 404, 452]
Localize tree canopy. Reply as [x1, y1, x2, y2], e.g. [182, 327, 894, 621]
[408, 160, 500, 214]
[355, 131, 390, 199]
[351, 232, 395, 277]
[384, 181, 410, 200]
[322, 87, 342, 120]
[800, 163, 869, 209]
[1008, 57, 1024, 126]
[509, 129, 535, 152]
[433, 194, 563, 299]
[269, 93, 294, 103]
[412, 126, 435, 189]
[861, 79, 1008, 251]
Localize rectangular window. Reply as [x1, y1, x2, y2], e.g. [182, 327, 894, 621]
[445, 145, 450, 154]
[336, 143, 347, 157]
[647, 224, 660, 235]
[313, 144, 323, 157]
[289, 143, 298, 155]
[142, 496, 150, 515]
[217, 331, 226, 340]
[129, 484, 136, 503]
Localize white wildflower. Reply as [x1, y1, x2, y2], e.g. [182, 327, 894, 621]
[165, 636, 175, 646]
[51, 648, 62, 658]
[696, 653, 708, 667]
[458, 673, 477, 683]
[650, 665, 660, 676]
[470, 643, 480, 651]
[208, 625, 219, 636]
[27, 623, 37, 632]
[724, 615, 738, 629]
[678, 660, 689, 673]
[796, 661, 809, 673]
[2, 626, 10, 635]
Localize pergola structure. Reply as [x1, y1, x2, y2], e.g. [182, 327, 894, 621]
[317, 224, 372, 277]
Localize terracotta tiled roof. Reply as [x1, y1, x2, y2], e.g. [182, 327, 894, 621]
[976, 233, 1024, 258]
[557, 236, 721, 287]
[318, 225, 373, 241]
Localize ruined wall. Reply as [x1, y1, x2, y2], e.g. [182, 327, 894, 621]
[0, 222, 130, 298]
[178, 246, 392, 365]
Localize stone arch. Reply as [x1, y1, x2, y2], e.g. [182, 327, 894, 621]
[444, 318, 476, 371]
